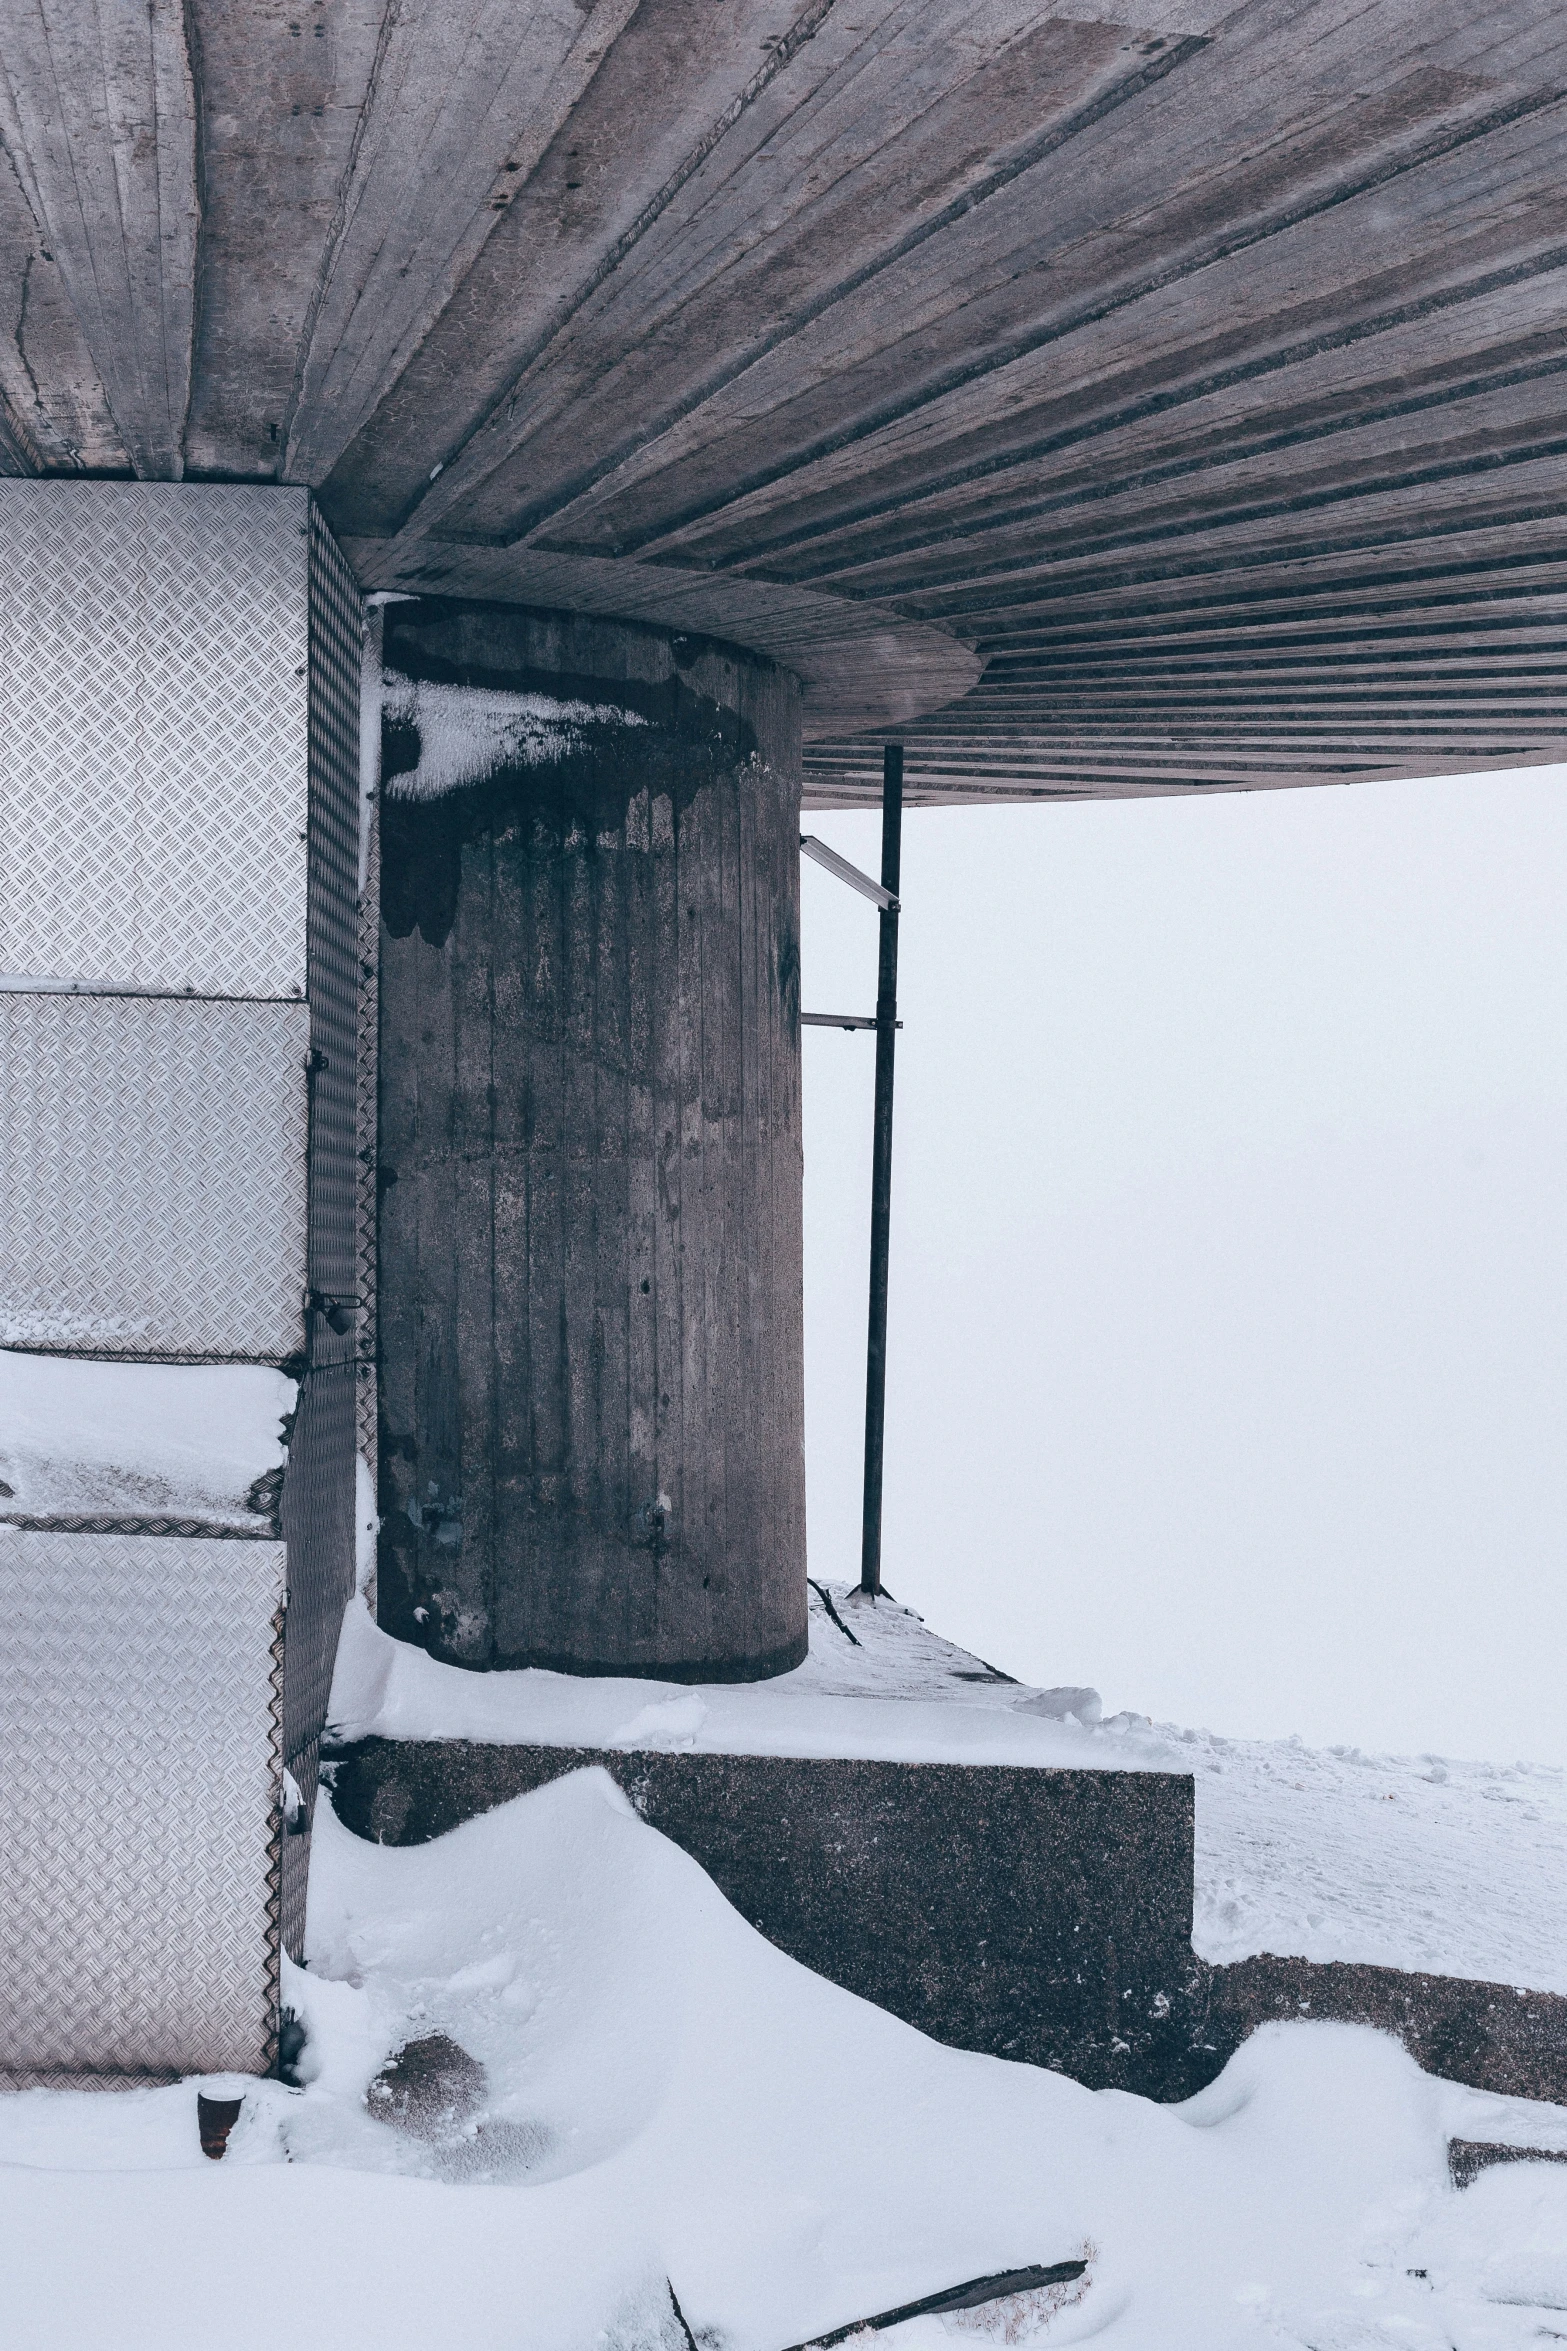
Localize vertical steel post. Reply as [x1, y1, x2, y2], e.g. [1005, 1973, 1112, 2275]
[860, 744, 903, 1596]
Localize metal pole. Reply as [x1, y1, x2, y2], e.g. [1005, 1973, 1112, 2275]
[860, 744, 903, 1595]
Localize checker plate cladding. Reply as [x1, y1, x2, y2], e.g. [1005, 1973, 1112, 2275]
[0, 483, 311, 998]
[281, 1358, 359, 1962]
[0, 490, 366, 2071]
[279, 511, 367, 1959]
[0, 994, 310, 1360]
[306, 504, 365, 1319]
[0, 1530, 285, 2075]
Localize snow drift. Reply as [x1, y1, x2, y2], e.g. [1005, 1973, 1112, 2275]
[6, 1767, 1567, 2350]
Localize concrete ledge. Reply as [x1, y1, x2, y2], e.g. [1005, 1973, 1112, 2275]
[324, 1739, 1200, 2095]
[345, 542, 984, 739]
[1449, 2139, 1567, 2189]
[1200, 1955, 1567, 2107]
[324, 1739, 1567, 2106]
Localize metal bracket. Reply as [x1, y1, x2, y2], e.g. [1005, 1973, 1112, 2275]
[307, 1290, 360, 1333]
[801, 1013, 903, 1030]
[800, 833, 900, 913]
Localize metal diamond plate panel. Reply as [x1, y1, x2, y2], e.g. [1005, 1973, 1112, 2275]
[0, 996, 309, 1359]
[282, 1357, 358, 1768]
[0, 1529, 285, 2074]
[0, 2070, 181, 2090]
[0, 482, 310, 997]
[356, 781, 381, 1478]
[306, 508, 364, 1317]
[280, 1736, 320, 1968]
[355, 610, 382, 1486]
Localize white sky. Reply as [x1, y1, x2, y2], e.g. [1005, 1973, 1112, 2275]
[800, 764, 1567, 1768]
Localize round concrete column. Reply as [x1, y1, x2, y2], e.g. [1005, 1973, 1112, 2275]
[375, 600, 807, 1680]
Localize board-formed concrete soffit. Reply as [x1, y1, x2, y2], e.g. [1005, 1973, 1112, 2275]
[0, 1, 1564, 799]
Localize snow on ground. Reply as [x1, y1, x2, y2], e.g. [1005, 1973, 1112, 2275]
[9, 1580, 1567, 2346]
[1185, 1723, 1567, 1996]
[7, 1767, 1567, 2351]
[332, 1579, 1567, 1998]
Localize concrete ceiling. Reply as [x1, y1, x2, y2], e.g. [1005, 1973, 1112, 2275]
[1, 0, 1564, 801]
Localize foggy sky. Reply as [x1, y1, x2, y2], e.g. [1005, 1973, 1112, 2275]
[800, 765, 1567, 1767]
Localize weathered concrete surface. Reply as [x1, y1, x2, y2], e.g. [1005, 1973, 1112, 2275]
[1, 3, 1565, 788]
[326, 1736, 1567, 2104]
[345, 540, 983, 742]
[1450, 2139, 1567, 2189]
[0, 1, 197, 480]
[325, 1738, 1203, 2095]
[1199, 1953, 1567, 2108]
[377, 599, 806, 1681]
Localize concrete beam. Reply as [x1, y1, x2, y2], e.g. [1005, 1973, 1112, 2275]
[326, 1736, 1567, 2107]
[282, 0, 644, 486]
[343, 535, 983, 738]
[180, 0, 388, 481]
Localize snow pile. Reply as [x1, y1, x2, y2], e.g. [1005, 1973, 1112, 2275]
[5, 1768, 1567, 2351]
[0, 1351, 294, 1527]
[381, 670, 648, 799]
[7, 1571, 1566, 2341]
[325, 1580, 1158, 1770]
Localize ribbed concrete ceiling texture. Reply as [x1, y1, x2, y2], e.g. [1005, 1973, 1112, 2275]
[1, 0, 1563, 803]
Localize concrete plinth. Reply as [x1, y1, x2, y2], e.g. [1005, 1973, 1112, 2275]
[376, 601, 807, 1681]
[325, 1738, 1202, 2095]
[327, 1737, 1567, 2105]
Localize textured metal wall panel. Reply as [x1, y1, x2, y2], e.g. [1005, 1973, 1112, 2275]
[355, 623, 382, 1486]
[282, 1358, 358, 1768]
[0, 1354, 292, 1533]
[0, 995, 309, 1359]
[0, 489, 366, 2075]
[255, 512, 365, 1964]
[279, 1736, 321, 1968]
[0, 1530, 285, 2074]
[355, 788, 381, 1475]
[305, 508, 364, 1315]
[0, 483, 311, 997]
[275, 511, 365, 1974]
[0, 2070, 182, 2091]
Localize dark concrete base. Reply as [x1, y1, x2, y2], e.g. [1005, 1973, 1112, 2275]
[1199, 1953, 1567, 2107]
[1450, 2140, 1567, 2189]
[325, 1738, 1202, 2096]
[324, 1738, 1567, 2105]
[480, 1631, 810, 1687]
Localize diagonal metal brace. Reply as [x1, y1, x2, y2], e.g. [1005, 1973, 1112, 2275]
[800, 1013, 903, 1030]
[800, 833, 900, 913]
